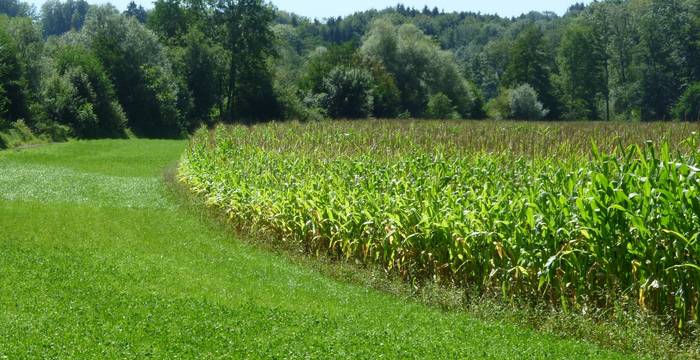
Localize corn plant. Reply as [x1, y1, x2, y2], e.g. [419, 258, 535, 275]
[179, 121, 700, 331]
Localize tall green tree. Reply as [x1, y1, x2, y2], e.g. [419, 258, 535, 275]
[361, 18, 483, 118]
[0, 20, 29, 122]
[0, 0, 33, 17]
[557, 22, 605, 120]
[83, 6, 189, 137]
[582, 1, 638, 120]
[180, 28, 224, 127]
[123, 1, 147, 24]
[41, 0, 89, 37]
[503, 24, 559, 119]
[636, 0, 693, 120]
[321, 66, 373, 119]
[148, 0, 188, 42]
[214, 0, 278, 121]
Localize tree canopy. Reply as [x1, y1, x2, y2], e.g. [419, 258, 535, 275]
[2, 0, 700, 144]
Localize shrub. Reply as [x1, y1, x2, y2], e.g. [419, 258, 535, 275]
[509, 84, 548, 120]
[274, 82, 324, 121]
[485, 88, 511, 120]
[674, 82, 700, 121]
[321, 66, 374, 119]
[425, 92, 459, 119]
[0, 119, 40, 149]
[41, 46, 127, 138]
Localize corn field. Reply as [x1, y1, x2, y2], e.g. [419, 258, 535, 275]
[179, 120, 700, 330]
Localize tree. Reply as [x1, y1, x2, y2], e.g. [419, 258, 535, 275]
[582, 0, 637, 120]
[41, 46, 126, 138]
[214, 0, 278, 121]
[41, 0, 89, 37]
[83, 6, 189, 137]
[425, 92, 458, 119]
[503, 24, 559, 119]
[361, 18, 483, 118]
[636, 0, 693, 120]
[299, 42, 357, 93]
[557, 22, 605, 120]
[124, 1, 147, 24]
[180, 28, 224, 126]
[674, 82, 700, 121]
[0, 20, 29, 122]
[0, 0, 33, 17]
[148, 0, 188, 41]
[363, 58, 400, 118]
[321, 66, 373, 118]
[509, 83, 547, 120]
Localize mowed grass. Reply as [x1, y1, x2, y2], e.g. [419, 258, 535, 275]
[0, 139, 633, 358]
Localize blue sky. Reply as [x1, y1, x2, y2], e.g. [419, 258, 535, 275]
[27, 0, 589, 19]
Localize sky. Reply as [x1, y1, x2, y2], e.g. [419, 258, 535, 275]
[26, 0, 589, 19]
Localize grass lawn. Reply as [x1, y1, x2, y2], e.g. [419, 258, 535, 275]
[0, 140, 634, 358]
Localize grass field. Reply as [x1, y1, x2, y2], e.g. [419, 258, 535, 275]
[180, 120, 700, 340]
[0, 139, 641, 358]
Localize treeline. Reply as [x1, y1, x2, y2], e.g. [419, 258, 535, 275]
[276, 0, 700, 121]
[1, 1, 699, 145]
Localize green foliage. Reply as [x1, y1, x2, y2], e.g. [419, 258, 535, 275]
[0, 85, 7, 123]
[425, 92, 458, 119]
[181, 121, 700, 333]
[273, 82, 324, 121]
[3, 16, 44, 101]
[486, 85, 547, 120]
[361, 19, 483, 118]
[557, 22, 604, 120]
[321, 66, 373, 119]
[123, 1, 147, 24]
[364, 60, 401, 118]
[178, 28, 223, 128]
[40, 45, 126, 138]
[0, 19, 29, 123]
[503, 24, 559, 119]
[214, 0, 278, 122]
[485, 88, 512, 120]
[83, 6, 188, 137]
[0, 119, 42, 148]
[148, 0, 188, 41]
[299, 42, 357, 93]
[636, 0, 695, 120]
[41, 0, 89, 37]
[674, 82, 700, 121]
[509, 84, 547, 120]
[0, 0, 33, 18]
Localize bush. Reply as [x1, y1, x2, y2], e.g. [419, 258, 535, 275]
[425, 92, 459, 119]
[321, 66, 374, 119]
[0, 119, 40, 149]
[674, 82, 700, 121]
[509, 84, 548, 120]
[274, 82, 324, 121]
[485, 89, 511, 120]
[41, 46, 127, 138]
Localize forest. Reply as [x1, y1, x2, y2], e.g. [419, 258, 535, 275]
[0, 0, 699, 144]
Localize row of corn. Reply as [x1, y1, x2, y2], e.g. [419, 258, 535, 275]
[179, 122, 700, 330]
